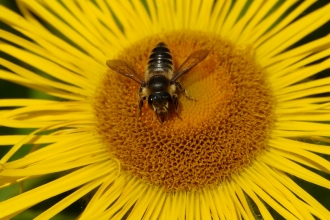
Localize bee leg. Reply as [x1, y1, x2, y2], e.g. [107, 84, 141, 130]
[138, 85, 146, 116]
[173, 94, 179, 112]
[155, 109, 164, 124]
[172, 95, 182, 120]
[165, 106, 170, 121]
[138, 96, 146, 116]
[174, 82, 196, 101]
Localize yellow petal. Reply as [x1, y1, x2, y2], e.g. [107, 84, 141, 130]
[240, 174, 298, 219]
[261, 151, 330, 189]
[0, 162, 111, 219]
[220, 0, 246, 38]
[126, 186, 158, 220]
[235, 176, 274, 220]
[272, 57, 330, 90]
[227, 182, 253, 220]
[254, 1, 315, 49]
[237, 0, 278, 44]
[0, 57, 90, 96]
[17, 0, 107, 62]
[274, 169, 330, 219]
[34, 176, 106, 220]
[263, 34, 330, 68]
[251, 163, 314, 220]
[0, 70, 85, 100]
[246, 1, 299, 45]
[258, 3, 330, 60]
[272, 146, 330, 174]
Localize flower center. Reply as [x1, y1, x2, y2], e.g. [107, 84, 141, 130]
[93, 31, 275, 191]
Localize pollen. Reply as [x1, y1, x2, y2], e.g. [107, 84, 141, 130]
[93, 31, 276, 191]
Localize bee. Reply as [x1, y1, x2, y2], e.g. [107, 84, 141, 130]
[106, 42, 209, 123]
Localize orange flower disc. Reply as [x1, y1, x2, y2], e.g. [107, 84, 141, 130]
[93, 31, 276, 191]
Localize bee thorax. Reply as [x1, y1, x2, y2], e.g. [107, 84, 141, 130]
[148, 75, 169, 93]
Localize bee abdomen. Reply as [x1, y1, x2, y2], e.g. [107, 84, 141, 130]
[148, 42, 173, 72]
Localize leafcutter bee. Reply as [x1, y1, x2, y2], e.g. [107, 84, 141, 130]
[106, 42, 209, 123]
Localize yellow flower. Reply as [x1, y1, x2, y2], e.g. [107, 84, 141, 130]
[1, 0, 330, 219]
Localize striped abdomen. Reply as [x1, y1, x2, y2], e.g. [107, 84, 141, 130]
[148, 42, 173, 73]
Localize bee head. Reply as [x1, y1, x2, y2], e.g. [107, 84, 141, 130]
[148, 92, 172, 123]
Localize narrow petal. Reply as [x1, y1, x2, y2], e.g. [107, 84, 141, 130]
[203, 188, 223, 220]
[258, 3, 330, 60]
[230, 0, 263, 42]
[275, 121, 330, 131]
[220, 0, 246, 38]
[93, 0, 125, 39]
[130, 0, 154, 32]
[277, 85, 330, 102]
[250, 163, 315, 220]
[80, 173, 119, 219]
[275, 102, 330, 115]
[230, 182, 255, 220]
[0, 45, 92, 92]
[0, 70, 85, 100]
[0, 58, 90, 96]
[196, 0, 214, 30]
[227, 182, 253, 220]
[17, 1, 107, 62]
[41, 0, 109, 52]
[245, 1, 298, 45]
[235, 176, 274, 220]
[80, 175, 129, 219]
[208, 0, 225, 32]
[2, 135, 99, 169]
[276, 77, 330, 96]
[0, 5, 105, 74]
[221, 183, 238, 219]
[34, 176, 106, 220]
[262, 35, 330, 68]
[1, 151, 107, 176]
[236, 1, 279, 44]
[0, 162, 111, 219]
[199, 190, 212, 220]
[0, 121, 92, 163]
[273, 58, 330, 90]
[142, 189, 166, 220]
[0, 101, 90, 118]
[254, 1, 315, 48]
[272, 130, 330, 137]
[178, 191, 187, 220]
[271, 148, 330, 174]
[0, 135, 76, 145]
[269, 138, 330, 155]
[0, 99, 57, 107]
[278, 113, 330, 122]
[245, 169, 303, 219]
[278, 97, 330, 108]
[126, 186, 158, 219]
[106, 2, 145, 42]
[239, 173, 298, 219]
[213, 0, 232, 35]
[261, 151, 330, 189]
[107, 183, 148, 219]
[0, 30, 95, 81]
[274, 169, 330, 219]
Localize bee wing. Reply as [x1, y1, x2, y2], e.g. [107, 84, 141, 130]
[171, 50, 209, 82]
[106, 60, 145, 84]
